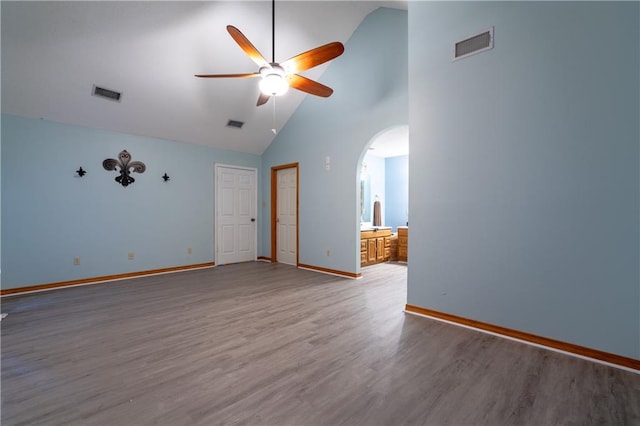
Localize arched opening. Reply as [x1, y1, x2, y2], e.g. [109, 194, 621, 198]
[357, 125, 409, 273]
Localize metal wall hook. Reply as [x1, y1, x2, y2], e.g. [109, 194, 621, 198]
[76, 167, 87, 177]
[162, 173, 170, 182]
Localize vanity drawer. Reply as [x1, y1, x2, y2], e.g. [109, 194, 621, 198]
[361, 229, 391, 240]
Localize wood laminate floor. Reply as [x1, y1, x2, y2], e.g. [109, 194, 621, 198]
[1, 262, 639, 425]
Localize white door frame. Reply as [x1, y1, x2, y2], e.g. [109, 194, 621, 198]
[214, 163, 258, 266]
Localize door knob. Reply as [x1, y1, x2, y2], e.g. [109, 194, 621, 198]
[251, 218, 256, 222]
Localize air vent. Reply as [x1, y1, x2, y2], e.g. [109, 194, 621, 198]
[92, 85, 122, 102]
[454, 27, 494, 60]
[226, 119, 244, 129]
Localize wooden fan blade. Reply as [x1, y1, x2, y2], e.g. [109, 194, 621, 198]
[287, 74, 333, 97]
[257, 92, 271, 106]
[227, 25, 269, 67]
[195, 73, 260, 78]
[281, 42, 344, 74]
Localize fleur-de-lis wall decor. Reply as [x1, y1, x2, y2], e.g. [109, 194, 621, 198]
[103, 150, 146, 187]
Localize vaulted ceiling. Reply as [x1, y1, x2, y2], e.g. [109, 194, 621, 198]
[1, 1, 407, 155]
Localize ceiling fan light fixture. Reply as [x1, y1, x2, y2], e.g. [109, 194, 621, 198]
[259, 65, 289, 96]
[260, 74, 289, 96]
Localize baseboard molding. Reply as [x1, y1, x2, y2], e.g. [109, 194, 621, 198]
[257, 256, 272, 262]
[405, 304, 640, 372]
[1, 262, 216, 296]
[297, 263, 361, 279]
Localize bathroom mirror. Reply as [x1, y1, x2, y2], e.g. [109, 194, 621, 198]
[361, 176, 371, 223]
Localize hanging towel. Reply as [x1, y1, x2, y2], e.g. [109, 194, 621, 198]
[373, 200, 382, 226]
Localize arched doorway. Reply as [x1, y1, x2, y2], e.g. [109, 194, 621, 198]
[357, 125, 409, 272]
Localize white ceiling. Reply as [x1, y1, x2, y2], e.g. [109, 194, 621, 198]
[1, 1, 407, 155]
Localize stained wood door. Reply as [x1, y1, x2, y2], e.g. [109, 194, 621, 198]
[215, 165, 257, 265]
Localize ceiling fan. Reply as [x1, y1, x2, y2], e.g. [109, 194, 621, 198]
[195, 0, 345, 106]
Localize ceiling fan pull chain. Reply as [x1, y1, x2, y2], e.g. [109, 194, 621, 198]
[272, 96, 277, 134]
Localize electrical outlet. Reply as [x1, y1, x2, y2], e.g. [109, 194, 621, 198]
[128, 252, 135, 260]
[187, 247, 192, 255]
[73, 257, 80, 266]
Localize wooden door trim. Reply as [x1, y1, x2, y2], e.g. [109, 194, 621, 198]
[271, 163, 299, 264]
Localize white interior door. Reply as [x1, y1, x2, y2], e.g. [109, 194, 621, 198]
[276, 167, 297, 265]
[216, 165, 257, 265]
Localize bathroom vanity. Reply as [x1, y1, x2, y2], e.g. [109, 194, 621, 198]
[360, 227, 397, 266]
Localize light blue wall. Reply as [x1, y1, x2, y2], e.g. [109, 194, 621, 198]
[1, 115, 260, 288]
[261, 7, 408, 273]
[408, 2, 639, 358]
[385, 155, 408, 231]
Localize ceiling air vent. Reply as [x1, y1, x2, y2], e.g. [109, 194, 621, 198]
[92, 85, 122, 102]
[226, 120, 244, 129]
[454, 27, 494, 60]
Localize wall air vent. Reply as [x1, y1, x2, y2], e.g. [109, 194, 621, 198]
[226, 119, 244, 129]
[92, 85, 122, 102]
[454, 27, 494, 60]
